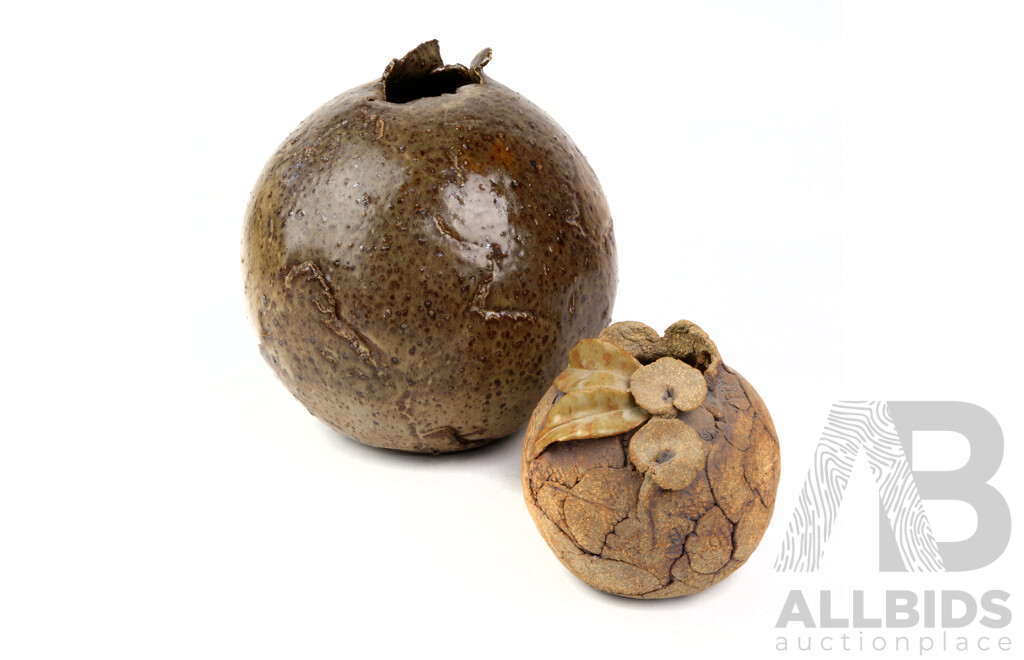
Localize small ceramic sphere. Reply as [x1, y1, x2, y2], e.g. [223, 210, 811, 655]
[521, 320, 781, 598]
[242, 41, 617, 452]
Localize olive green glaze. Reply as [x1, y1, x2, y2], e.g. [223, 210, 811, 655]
[242, 41, 617, 453]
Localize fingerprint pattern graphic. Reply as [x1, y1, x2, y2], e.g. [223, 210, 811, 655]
[774, 401, 944, 572]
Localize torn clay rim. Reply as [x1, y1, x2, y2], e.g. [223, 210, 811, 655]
[381, 40, 493, 104]
[604, 320, 723, 381]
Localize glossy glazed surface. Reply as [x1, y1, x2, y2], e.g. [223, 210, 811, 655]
[242, 42, 617, 452]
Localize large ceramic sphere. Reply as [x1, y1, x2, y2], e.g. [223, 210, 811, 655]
[242, 41, 617, 452]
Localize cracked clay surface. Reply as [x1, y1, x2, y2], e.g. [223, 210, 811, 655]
[521, 321, 781, 598]
[241, 41, 617, 452]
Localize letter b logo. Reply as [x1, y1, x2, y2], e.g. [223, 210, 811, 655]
[775, 401, 1010, 572]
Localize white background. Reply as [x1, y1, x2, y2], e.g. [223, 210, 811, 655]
[1, 1, 1021, 657]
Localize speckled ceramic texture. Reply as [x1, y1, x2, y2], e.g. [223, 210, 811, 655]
[521, 322, 781, 598]
[242, 41, 617, 453]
